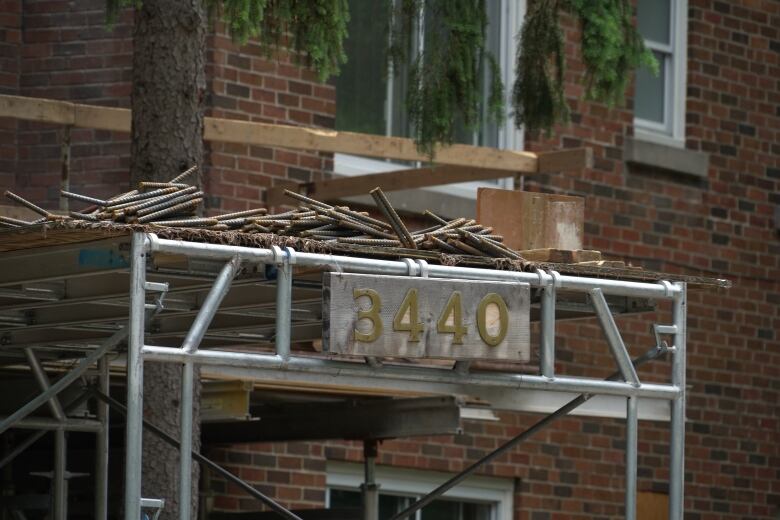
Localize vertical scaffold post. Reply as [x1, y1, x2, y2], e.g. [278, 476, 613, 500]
[539, 270, 557, 378]
[625, 395, 638, 520]
[362, 440, 379, 520]
[275, 247, 293, 361]
[669, 282, 687, 519]
[125, 233, 147, 520]
[95, 356, 109, 520]
[53, 428, 66, 520]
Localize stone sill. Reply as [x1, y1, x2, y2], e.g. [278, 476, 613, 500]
[624, 136, 709, 179]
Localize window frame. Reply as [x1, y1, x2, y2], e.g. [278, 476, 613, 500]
[326, 461, 514, 520]
[633, 0, 688, 149]
[334, 0, 526, 200]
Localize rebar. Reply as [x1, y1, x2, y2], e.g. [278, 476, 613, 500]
[122, 187, 199, 215]
[60, 190, 107, 207]
[215, 208, 268, 220]
[337, 237, 402, 246]
[369, 187, 416, 249]
[424, 210, 448, 225]
[0, 215, 33, 226]
[139, 182, 191, 190]
[4, 191, 53, 217]
[137, 199, 202, 223]
[135, 191, 203, 218]
[152, 218, 219, 227]
[338, 218, 397, 239]
[169, 165, 198, 184]
[107, 187, 180, 207]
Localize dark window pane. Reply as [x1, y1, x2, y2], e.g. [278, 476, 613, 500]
[335, 0, 388, 135]
[421, 499, 461, 520]
[637, 0, 671, 45]
[635, 50, 667, 124]
[329, 489, 362, 510]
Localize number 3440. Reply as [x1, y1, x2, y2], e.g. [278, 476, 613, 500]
[352, 288, 510, 347]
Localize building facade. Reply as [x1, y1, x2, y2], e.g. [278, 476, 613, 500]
[0, 0, 778, 518]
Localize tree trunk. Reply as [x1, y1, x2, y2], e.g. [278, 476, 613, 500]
[130, 0, 206, 187]
[130, 1, 206, 519]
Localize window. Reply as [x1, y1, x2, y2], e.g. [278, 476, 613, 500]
[634, 0, 688, 147]
[326, 462, 513, 520]
[333, 0, 525, 199]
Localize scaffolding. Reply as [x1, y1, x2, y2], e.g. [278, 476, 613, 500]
[0, 228, 692, 520]
[0, 94, 706, 520]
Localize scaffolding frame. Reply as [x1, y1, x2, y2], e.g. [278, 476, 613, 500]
[114, 232, 686, 520]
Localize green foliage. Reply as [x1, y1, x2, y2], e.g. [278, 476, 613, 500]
[212, 0, 349, 82]
[108, 0, 655, 150]
[514, 0, 657, 133]
[513, 0, 568, 134]
[391, 0, 504, 156]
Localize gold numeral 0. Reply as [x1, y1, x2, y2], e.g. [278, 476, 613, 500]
[353, 288, 383, 342]
[477, 293, 509, 346]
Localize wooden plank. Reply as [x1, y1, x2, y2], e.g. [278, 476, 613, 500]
[0, 95, 75, 126]
[204, 116, 539, 172]
[538, 147, 593, 172]
[477, 188, 585, 251]
[518, 248, 601, 263]
[0, 95, 542, 172]
[266, 165, 509, 206]
[74, 103, 130, 133]
[323, 273, 530, 361]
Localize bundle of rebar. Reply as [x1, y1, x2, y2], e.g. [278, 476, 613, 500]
[1, 168, 520, 260]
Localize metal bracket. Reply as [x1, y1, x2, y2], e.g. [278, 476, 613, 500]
[140, 498, 165, 520]
[652, 323, 678, 353]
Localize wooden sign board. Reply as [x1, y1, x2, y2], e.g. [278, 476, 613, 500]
[323, 273, 530, 361]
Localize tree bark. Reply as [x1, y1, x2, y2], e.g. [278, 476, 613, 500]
[130, 1, 206, 519]
[130, 0, 206, 187]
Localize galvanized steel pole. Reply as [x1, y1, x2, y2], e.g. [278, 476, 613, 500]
[625, 395, 638, 520]
[53, 429, 67, 520]
[669, 283, 687, 519]
[124, 232, 147, 520]
[95, 356, 110, 520]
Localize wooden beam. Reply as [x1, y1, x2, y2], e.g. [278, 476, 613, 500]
[265, 164, 509, 206]
[538, 147, 593, 172]
[0, 94, 593, 179]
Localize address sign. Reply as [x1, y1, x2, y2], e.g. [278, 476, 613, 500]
[323, 273, 530, 361]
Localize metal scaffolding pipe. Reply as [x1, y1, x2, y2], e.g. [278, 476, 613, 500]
[0, 326, 128, 436]
[181, 257, 241, 354]
[141, 346, 679, 400]
[147, 235, 681, 299]
[95, 356, 109, 520]
[540, 280, 556, 378]
[0, 416, 101, 432]
[24, 348, 66, 421]
[93, 389, 304, 520]
[53, 429, 66, 520]
[590, 288, 640, 386]
[0, 392, 92, 471]
[669, 283, 687, 520]
[275, 251, 292, 361]
[179, 360, 194, 520]
[389, 345, 668, 520]
[124, 232, 147, 520]
[625, 396, 638, 520]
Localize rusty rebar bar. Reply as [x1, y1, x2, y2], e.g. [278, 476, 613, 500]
[107, 187, 181, 207]
[4, 191, 54, 218]
[152, 218, 219, 227]
[169, 165, 198, 184]
[338, 218, 396, 239]
[137, 198, 202, 223]
[60, 191, 107, 207]
[369, 187, 416, 249]
[424, 210, 448, 225]
[135, 191, 203, 218]
[337, 237, 402, 246]
[138, 182, 191, 190]
[283, 189, 332, 209]
[0, 216, 33, 226]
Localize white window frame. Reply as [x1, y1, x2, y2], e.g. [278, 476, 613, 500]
[334, 0, 526, 200]
[326, 461, 513, 520]
[633, 0, 688, 149]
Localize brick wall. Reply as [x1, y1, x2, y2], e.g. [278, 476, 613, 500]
[1, 1, 778, 519]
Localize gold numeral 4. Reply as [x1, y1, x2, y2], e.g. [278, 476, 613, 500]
[393, 288, 425, 341]
[437, 291, 468, 344]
